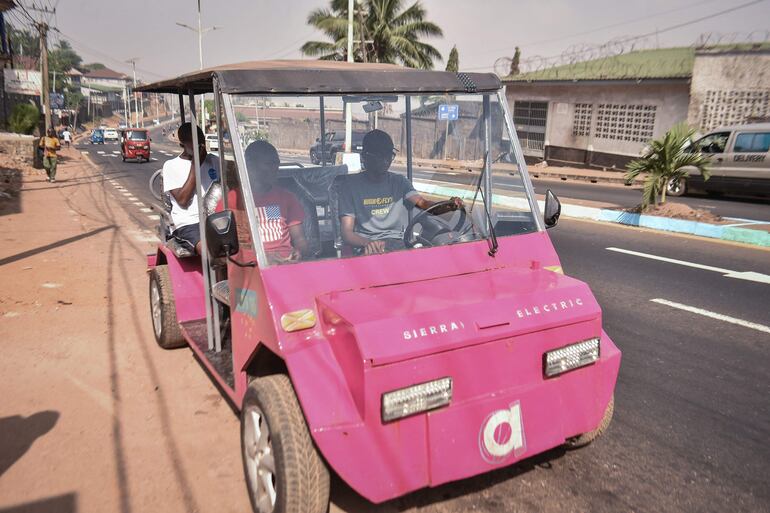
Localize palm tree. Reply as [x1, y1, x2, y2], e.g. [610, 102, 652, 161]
[625, 123, 711, 208]
[445, 45, 459, 72]
[301, 0, 443, 69]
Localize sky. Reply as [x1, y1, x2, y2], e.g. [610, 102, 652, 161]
[15, 0, 770, 81]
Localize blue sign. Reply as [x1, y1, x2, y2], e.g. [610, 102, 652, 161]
[438, 104, 459, 121]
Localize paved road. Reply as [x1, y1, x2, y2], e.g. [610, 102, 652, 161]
[80, 134, 770, 512]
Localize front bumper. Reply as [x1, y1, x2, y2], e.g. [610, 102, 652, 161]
[310, 329, 621, 503]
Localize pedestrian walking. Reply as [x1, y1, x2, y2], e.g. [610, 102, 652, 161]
[39, 128, 61, 183]
[62, 127, 72, 148]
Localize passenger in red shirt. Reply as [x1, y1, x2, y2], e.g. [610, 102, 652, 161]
[246, 141, 309, 263]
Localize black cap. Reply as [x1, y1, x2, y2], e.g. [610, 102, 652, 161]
[362, 129, 394, 157]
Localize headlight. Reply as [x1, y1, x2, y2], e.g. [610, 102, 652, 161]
[544, 338, 600, 377]
[381, 377, 452, 422]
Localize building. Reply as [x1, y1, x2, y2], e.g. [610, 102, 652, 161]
[503, 44, 770, 169]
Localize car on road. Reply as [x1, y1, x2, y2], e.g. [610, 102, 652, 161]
[118, 121, 127, 129]
[141, 61, 620, 513]
[668, 122, 770, 197]
[90, 129, 105, 144]
[103, 128, 119, 142]
[120, 128, 151, 162]
[310, 130, 365, 164]
[205, 133, 219, 152]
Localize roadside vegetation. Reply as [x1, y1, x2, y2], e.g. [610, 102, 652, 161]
[625, 123, 711, 208]
[301, 0, 443, 69]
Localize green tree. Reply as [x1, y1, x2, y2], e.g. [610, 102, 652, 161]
[8, 27, 39, 60]
[301, 0, 443, 69]
[82, 62, 106, 73]
[625, 123, 711, 207]
[445, 45, 458, 72]
[49, 41, 83, 92]
[9, 103, 40, 135]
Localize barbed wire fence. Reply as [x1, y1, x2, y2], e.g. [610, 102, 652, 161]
[493, 31, 770, 78]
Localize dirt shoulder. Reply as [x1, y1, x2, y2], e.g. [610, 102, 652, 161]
[0, 148, 248, 513]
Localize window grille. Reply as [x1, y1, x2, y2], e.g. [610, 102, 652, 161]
[595, 104, 656, 142]
[700, 90, 770, 132]
[572, 103, 593, 136]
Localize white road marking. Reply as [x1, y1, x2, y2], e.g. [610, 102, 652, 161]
[651, 298, 770, 335]
[81, 150, 89, 155]
[150, 158, 158, 161]
[140, 207, 153, 213]
[606, 247, 770, 285]
[112, 151, 120, 154]
[147, 214, 160, 220]
[121, 192, 132, 196]
[133, 201, 144, 206]
[97, 151, 105, 154]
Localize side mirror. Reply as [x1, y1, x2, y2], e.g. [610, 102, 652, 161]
[544, 190, 561, 228]
[206, 210, 239, 258]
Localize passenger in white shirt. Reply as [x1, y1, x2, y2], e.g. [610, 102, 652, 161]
[162, 122, 220, 255]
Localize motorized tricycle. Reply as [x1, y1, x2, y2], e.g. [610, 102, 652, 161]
[139, 60, 620, 513]
[119, 127, 151, 162]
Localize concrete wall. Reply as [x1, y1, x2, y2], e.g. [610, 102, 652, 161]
[688, 49, 770, 132]
[0, 132, 36, 160]
[505, 80, 690, 164]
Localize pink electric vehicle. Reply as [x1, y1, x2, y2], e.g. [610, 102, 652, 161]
[140, 61, 620, 513]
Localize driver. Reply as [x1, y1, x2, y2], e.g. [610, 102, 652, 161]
[338, 129, 463, 255]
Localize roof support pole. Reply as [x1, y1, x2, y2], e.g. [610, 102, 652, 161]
[188, 89, 219, 352]
[178, 93, 186, 123]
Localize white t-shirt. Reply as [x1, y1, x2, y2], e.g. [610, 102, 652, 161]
[62, 130, 71, 141]
[162, 153, 221, 229]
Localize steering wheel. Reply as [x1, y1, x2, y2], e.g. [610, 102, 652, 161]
[403, 200, 467, 248]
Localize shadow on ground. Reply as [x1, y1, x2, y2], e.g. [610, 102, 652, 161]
[0, 493, 77, 513]
[330, 445, 568, 512]
[0, 411, 60, 477]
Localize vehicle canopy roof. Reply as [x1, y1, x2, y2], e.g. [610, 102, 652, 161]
[135, 60, 501, 95]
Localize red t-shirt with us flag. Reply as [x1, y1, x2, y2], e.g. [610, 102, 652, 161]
[254, 186, 304, 258]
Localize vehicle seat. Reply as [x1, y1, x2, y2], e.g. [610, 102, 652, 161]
[212, 279, 230, 307]
[276, 176, 321, 256]
[328, 174, 355, 256]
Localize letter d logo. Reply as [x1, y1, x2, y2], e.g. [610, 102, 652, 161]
[478, 401, 525, 464]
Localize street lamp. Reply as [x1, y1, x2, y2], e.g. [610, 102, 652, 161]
[177, 0, 221, 127]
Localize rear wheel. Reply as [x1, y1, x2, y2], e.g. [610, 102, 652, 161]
[565, 396, 614, 449]
[666, 177, 687, 197]
[149, 265, 186, 349]
[241, 374, 330, 513]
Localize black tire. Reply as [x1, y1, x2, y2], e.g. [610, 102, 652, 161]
[148, 265, 186, 349]
[309, 150, 319, 165]
[241, 374, 330, 513]
[565, 396, 614, 449]
[666, 177, 687, 197]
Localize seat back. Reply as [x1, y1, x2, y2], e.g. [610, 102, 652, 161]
[277, 177, 321, 256]
[328, 174, 350, 251]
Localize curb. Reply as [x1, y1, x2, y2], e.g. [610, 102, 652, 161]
[413, 181, 770, 248]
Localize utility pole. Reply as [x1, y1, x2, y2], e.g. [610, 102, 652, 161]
[126, 58, 143, 127]
[177, 0, 220, 130]
[29, 5, 56, 132]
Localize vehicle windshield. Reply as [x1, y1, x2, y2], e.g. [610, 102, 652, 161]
[126, 130, 148, 141]
[93, 129, 103, 135]
[224, 93, 538, 267]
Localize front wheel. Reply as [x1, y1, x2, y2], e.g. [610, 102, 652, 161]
[666, 177, 687, 197]
[149, 266, 186, 349]
[565, 396, 614, 449]
[309, 150, 319, 165]
[241, 374, 330, 513]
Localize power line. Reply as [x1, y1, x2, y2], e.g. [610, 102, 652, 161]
[465, 0, 768, 71]
[469, 0, 723, 59]
[52, 27, 166, 79]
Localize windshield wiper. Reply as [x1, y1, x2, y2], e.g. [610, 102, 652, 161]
[468, 151, 499, 257]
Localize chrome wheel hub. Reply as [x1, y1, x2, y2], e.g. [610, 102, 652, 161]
[244, 406, 276, 513]
[150, 280, 162, 337]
